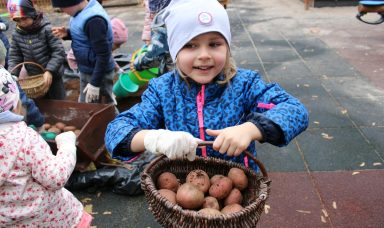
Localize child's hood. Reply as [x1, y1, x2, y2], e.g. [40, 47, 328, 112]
[15, 14, 50, 34]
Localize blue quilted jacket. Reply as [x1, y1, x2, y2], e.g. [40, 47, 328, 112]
[105, 68, 308, 170]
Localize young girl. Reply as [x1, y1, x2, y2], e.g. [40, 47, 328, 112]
[7, 0, 66, 100]
[0, 68, 91, 227]
[105, 0, 309, 170]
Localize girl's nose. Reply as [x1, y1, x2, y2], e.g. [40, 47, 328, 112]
[197, 47, 211, 60]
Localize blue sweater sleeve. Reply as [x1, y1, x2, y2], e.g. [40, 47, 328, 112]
[84, 16, 113, 87]
[18, 83, 45, 127]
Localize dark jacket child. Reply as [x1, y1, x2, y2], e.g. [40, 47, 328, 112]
[51, 0, 116, 104]
[1, 39, 44, 129]
[7, 0, 66, 100]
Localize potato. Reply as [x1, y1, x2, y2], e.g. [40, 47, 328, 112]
[198, 208, 222, 216]
[221, 203, 244, 214]
[176, 183, 204, 209]
[224, 188, 243, 206]
[210, 174, 225, 185]
[157, 172, 179, 192]
[42, 123, 51, 130]
[158, 189, 177, 204]
[202, 196, 220, 210]
[209, 176, 233, 200]
[47, 127, 61, 134]
[55, 122, 66, 131]
[186, 169, 210, 193]
[63, 125, 77, 132]
[227, 167, 248, 190]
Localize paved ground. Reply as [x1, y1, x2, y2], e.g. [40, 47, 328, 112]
[21, 0, 384, 227]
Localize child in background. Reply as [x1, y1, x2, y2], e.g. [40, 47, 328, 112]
[7, 0, 66, 100]
[141, 0, 153, 45]
[0, 16, 10, 69]
[131, 0, 173, 76]
[0, 68, 91, 227]
[105, 0, 308, 170]
[51, 0, 116, 104]
[0, 40, 44, 129]
[66, 17, 129, 75]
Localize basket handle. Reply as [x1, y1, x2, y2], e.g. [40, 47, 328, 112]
[198, 141, 269, 178]
[10, 61, 45, 74]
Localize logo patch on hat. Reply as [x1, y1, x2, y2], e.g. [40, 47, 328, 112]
[198, 12, 212, 25]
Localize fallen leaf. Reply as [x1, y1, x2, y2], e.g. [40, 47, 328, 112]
[373, 162, 382, 166]
[332, 201, 337, 209]
[321, 215, 327, 223]
[296, 210, 311, 214]
[84, 204, 93, 214]
[352, 171, 360, 175]
[359, 162, 365, 167]
[321, 133, 334, 140]
[341, 109, 347, 114]
[322, 209, 328, 217]
[103, 211, 112, 215]
[81, 197, 92, 203]
[264, 204, 270, 214]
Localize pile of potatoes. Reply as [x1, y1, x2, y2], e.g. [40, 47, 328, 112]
[42, 122, 81, 136]
[156, 167, 249, 216]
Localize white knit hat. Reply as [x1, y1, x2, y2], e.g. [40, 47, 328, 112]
[163, 0, 231, 61]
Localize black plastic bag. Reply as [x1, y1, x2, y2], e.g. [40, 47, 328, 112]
[65, 152, 156, 195]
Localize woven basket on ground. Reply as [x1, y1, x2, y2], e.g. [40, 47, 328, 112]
[10, 62, 46, 99]
[141, 141, 271, 228]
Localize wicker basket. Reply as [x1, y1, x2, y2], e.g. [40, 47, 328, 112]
[10, 62, 46, 99]
[141, 142, 271, 228]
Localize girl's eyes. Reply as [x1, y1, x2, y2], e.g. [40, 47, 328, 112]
[183, 43, 196, 49]
[210, 42, 223, 47]
[183, 41, 223, 49]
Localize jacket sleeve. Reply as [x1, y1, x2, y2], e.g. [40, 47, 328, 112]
[244, 70, 309, 145]
[25, 127, 76, 190]
[18, 83, 45, 127]
[7, 32, 23, 76]
[105, 79, 164, 159]
[84, 16, 113, 87]
[44, 26, 65, 75]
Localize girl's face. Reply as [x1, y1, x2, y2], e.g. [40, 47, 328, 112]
[177, 32, 228, 84]
[14, 17, 33, 28]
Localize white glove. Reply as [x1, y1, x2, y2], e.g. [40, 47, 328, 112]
[55, 131, 77, 159]
[144, 129, 201, 161]
[0, 23, 6, 31]
[83, 83, 100, 103]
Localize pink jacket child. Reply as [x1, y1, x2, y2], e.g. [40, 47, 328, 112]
[0, 67, 91, 227]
